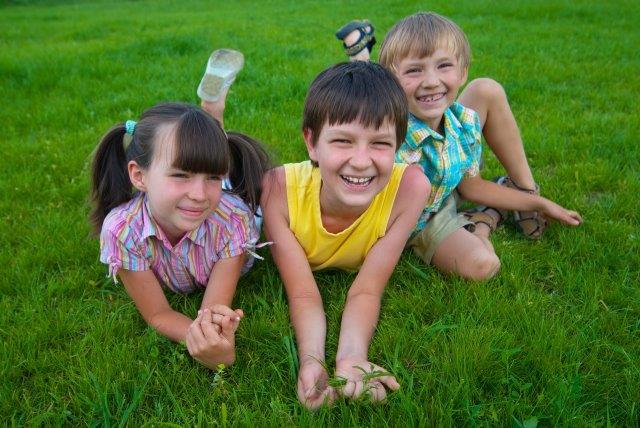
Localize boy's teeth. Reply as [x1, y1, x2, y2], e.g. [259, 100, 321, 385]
[421, 93, 443, 102]
[342, 175, 372, 185]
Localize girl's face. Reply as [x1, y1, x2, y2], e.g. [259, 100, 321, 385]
[129, 125, 223, 245]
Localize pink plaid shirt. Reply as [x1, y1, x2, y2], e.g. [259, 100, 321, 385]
[100, 192, 257, 294]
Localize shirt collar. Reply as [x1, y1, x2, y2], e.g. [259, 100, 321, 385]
[140, 194, 207, 248]
[406, 102, 477, 148]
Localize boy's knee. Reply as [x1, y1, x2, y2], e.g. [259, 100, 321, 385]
[467, 77, 506, 103]
[461, 249, 500, 281]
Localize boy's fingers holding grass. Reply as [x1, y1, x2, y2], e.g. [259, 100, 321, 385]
[365, 381, 387, 402]
[377, 373, 400, 391]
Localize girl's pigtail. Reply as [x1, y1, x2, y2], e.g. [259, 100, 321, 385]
[226, 131, 272, 213]
[90, 124, 133, 234]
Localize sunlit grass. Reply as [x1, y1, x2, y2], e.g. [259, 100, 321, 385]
[1, 0, 638, 425]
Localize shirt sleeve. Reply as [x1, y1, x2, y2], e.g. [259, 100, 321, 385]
[216, 194, 259, 260]
[462, 110, 483, 179]
[99, 215, 150, 283]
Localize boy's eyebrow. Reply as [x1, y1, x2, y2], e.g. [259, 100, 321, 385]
[325, 126, 395, 139]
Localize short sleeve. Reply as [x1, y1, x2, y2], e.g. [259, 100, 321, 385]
[462, 109, 483, 179]
[99, 213, 150, 283]
[214, 193, 259, 260]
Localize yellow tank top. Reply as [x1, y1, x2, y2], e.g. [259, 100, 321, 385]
[285, 161, 407, 272]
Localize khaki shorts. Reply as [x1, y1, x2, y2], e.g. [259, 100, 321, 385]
[408, 191, 472, 264]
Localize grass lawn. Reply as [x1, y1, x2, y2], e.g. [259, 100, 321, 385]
[1, 0, 639, 425]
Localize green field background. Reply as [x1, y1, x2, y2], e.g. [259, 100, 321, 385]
[1, 0, 639, 425]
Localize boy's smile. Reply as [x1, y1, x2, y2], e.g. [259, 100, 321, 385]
[395, 48, 467, 131]
[304, 120, 397, 220]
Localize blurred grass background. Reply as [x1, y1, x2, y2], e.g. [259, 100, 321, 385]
[1, 0, 639, 425]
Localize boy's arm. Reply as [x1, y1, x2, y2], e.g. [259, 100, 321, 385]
[335, 166, 430, 396]
[261, 168, 333, 408]
[458, 175, 582, 225]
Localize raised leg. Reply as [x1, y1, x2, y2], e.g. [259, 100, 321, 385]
[431, 227, 500, 281]
[458, 78, 536, 190]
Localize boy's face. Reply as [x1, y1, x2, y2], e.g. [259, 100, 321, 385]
[394, 47, 468, 131]
[304, 119, 397, 216]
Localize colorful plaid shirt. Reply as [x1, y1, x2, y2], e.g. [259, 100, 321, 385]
[395, 102, 482, 231]
[100, 192, 257, 294]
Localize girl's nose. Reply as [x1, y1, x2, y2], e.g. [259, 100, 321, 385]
[188, 178, 207, 201]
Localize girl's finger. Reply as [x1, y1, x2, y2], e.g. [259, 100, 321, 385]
[220, 315, 236, 337]
[208, 304, 239, 319]
[200, 316, 222, 342]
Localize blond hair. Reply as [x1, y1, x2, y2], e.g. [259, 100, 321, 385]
[379, 12, 471, 72]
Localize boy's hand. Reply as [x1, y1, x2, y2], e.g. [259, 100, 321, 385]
[297, 358, 335, 410]
[335, 358, 400, 402]
[540, 199, 582, 226]
[185, 308, 239, 369]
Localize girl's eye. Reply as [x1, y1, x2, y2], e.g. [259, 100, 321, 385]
[208, 175, 222, 181]
[405, 67, 421, 74]
[171, 173, 188, 178]
[438, 62, 454, 69]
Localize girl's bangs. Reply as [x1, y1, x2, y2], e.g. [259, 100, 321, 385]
[172, 111, 229, 175]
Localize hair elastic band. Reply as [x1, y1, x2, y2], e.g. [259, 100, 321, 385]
[125, 120, 137, 135]
[123, 120, 137, 150]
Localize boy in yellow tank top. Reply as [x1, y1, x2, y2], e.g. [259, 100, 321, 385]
[261, 62, 430, 409]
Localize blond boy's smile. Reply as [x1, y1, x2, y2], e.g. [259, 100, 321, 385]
[396, 48, 467, 131]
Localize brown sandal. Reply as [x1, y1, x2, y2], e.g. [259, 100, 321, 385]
[500, 176, 548, 239]
[463, 205, 505, 233]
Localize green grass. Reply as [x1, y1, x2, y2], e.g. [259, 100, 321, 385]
[1, 0, 639, 425]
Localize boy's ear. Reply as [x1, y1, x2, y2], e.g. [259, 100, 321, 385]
[128, 161, 147, 192]
[303, 128, 318, 162]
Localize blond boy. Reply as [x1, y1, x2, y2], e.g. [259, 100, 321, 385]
[339, 13, 581, 280]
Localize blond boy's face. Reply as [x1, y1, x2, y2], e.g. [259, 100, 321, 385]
[394, 47, 468, 131]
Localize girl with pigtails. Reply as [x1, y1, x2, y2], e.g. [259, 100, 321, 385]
[90, 100, 270, 369]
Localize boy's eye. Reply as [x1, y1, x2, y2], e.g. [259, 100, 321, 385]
[373, 141, 394, 148]
[208, 175, 222, 181]
[332, 139, 351, 145]
[171, 172, 189, 178]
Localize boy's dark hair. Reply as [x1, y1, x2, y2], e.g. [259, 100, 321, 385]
[302, 61, 408, 149]
[90, 102, 270, 234]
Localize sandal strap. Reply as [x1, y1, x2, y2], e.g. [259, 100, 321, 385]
[463, 208, 502, 233]
[504, 176, 539, 195]
[344, 31, 376, 56]
[335, 19, 373, 40]
[514, 215, 547, 239]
